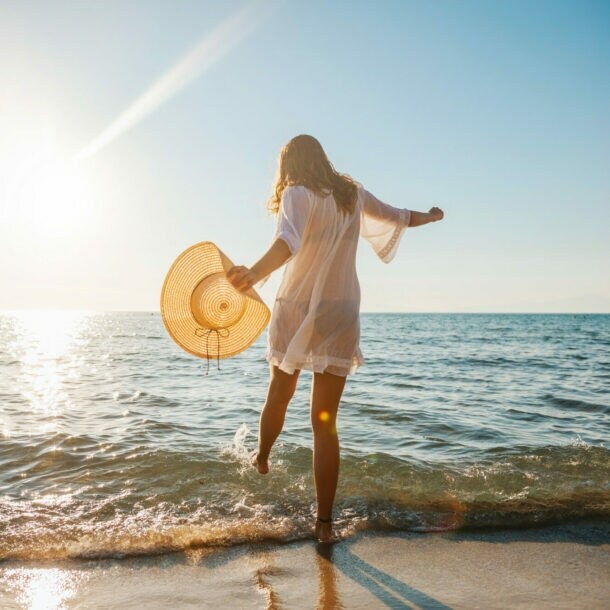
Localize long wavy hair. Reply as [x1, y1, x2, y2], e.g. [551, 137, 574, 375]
[267, 134, 358, 216]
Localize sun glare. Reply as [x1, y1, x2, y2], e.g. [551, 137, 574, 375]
[6, 311, 92, 434]
[14, 310, 88, 360]
[4, 567, 83, 610]
[7, 149, 88, 237]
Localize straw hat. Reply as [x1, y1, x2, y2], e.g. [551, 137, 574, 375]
[160, 241, 270, 368]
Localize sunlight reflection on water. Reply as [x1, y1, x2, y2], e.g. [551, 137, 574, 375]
[2, 567, 85, 610]
[5, 311, 92, 434]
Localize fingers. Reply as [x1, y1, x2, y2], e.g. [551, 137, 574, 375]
[429, 206, 444, 221]
[226, 266, 254, 293]
[227, 266, 246, 284]
[227, 265, 244, 279]
[234, 277, 254, 293]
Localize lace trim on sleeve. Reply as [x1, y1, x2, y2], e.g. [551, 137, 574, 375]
[376, 208, 410, 262]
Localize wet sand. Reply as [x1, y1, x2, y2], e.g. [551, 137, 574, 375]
[1, 521, 608, 609]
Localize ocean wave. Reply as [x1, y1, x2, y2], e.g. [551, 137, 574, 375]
[544, 393, 610, 416]
[1, 439, 608, 562]
[111, 390, 181, 408]
[0, 491, 607, 562]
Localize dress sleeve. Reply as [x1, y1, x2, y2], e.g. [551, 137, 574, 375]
[360, 187, 411, 263]
[274, 185, 311, 257]
[253, 186, 311, 289]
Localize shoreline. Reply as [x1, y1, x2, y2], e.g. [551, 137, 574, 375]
[1, 520, 608, 609]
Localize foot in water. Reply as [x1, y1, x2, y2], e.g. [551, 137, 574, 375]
[252, 453, 269, 475]
[314, 518, 333, 543]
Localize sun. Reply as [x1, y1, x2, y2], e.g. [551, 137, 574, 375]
[1, 117, 95, 242]
[7, 150, 88, 237]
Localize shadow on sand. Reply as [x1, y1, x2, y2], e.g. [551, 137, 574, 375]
[310, 520, 609, 609]
[315, 541, 451, 610]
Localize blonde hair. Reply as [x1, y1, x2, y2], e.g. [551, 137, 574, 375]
[268, 134, 358, 216]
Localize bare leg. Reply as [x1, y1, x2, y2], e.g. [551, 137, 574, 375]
[254, 364, 300, 474]
[310, 370, 347, 542]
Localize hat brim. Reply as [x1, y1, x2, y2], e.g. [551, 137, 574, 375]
[160, 241, 270, 359]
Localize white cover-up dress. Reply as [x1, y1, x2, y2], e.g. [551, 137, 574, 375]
[256, 184, 411, 377]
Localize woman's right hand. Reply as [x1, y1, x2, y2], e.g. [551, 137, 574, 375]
[227, 265, 258, 293]
[429, 206, 444, 222]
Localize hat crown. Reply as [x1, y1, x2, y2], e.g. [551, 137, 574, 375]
[190, 272, 246, 330]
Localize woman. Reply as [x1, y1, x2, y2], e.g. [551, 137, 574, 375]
[227, 134, 444, 542]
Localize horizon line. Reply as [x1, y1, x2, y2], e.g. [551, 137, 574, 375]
[1, 309, 608, 315]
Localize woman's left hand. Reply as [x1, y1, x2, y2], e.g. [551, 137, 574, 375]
[227, 265, 258, 293]
[429, 206, 444, 222]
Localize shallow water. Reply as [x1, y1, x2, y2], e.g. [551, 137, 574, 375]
[0, 311, 608, 560]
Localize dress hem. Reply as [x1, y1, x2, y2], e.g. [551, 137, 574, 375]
[265, 347, 364, 377]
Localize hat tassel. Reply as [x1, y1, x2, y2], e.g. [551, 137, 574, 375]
[194, 327, 230, 375]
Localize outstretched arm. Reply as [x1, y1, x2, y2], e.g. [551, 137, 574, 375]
[360, 187, 445, 263]
[408, 206, 444, 227]
[227, 238, 291, 293]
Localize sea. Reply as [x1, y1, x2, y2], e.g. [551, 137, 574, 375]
[0, 311, 608, 561]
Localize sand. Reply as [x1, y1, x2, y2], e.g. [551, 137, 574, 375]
[1, 521, 608, 609]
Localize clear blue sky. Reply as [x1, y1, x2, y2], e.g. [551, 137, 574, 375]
[1, 0, 608, 312]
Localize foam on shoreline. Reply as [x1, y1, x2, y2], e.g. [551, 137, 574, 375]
[1, 521, 608, 609]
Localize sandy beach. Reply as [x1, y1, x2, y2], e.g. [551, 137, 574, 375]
[1, 520, 608, 609]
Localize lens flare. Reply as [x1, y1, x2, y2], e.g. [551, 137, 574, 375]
[75, 0, 274, 162]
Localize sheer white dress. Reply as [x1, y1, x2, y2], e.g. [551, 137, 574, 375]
[256, 183, 411, 377]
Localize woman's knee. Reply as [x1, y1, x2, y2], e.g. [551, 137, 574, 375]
[268, 366, 299, 404]
[269, 384, 295, 406]
[310, 371, 346, 431]
[311, 409, 338, 436]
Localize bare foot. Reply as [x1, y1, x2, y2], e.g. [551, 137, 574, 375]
[252, 453, 269, 475]
[314, 519, 333, 543]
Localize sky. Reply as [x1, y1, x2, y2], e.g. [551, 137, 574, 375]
[0, 0, 608, 313]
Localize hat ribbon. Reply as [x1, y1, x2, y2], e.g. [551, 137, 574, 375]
[194, 326, 230, 374]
